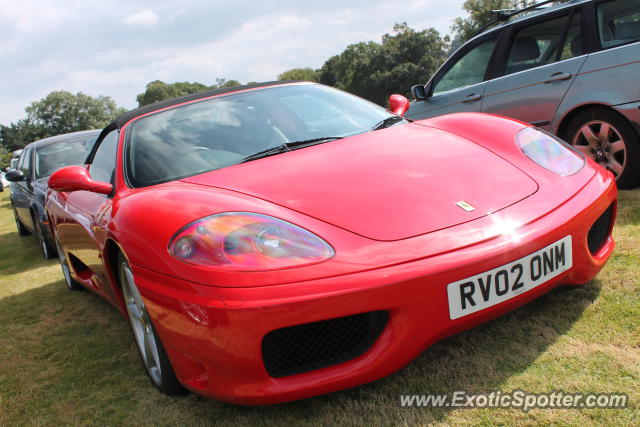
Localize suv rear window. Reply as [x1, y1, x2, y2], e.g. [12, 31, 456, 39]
[597, 0, 640, 49]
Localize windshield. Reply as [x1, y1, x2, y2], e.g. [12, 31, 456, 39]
[34, 136, 96, 178]
[126, 83, 395, 187]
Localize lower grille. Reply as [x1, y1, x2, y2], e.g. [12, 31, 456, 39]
[587, 204, 614, 255]
[262, 311, 388, 378]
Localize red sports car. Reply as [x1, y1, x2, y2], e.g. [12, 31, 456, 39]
[45, 81, 616, 405]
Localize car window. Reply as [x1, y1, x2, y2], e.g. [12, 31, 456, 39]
[597, 0, 640, 49]
[16, 150, 27, 172]
[560, 12, 583, 60]
[34, 136, 95, 178]
[19, 146, 32, 178]
[505, 16, 568, 75]
[89, 130, 119, 184]
[432, 38, 497, 95]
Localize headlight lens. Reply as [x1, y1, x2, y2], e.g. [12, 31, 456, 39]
[169, 212, 334, 270]
[516, 127, 585, 176]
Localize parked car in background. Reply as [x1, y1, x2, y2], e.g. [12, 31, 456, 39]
[0, 172, 9, 190]
[407, 0, 640, 188]
[46, 81, 615, 404]
[6, 130, 100, 258]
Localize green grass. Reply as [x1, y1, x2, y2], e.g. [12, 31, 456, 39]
[0, 190, 638, 426]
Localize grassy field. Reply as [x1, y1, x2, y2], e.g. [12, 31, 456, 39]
[0, 190, 638, 426]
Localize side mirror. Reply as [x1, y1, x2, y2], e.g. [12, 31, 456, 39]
[411, 85, 427, 100]
[48, 165, 113, 195]
[5, 170, 25, 182]
[388, 94, 410, 116]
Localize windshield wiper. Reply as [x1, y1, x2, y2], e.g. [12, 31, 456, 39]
[371, 115, 405, 131]
[240, 137, 344, 164]
[284, 136, 343, 149]
[240, 145, 290, 163]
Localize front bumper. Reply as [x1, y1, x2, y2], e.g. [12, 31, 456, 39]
[133, 173, 616, 405]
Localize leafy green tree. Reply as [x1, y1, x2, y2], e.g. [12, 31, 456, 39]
[0, 144, 12, 169]
[318, 23, 447, 105]
[0, 91, 125, 150]
[451, 1, 568, 45]
[278, 68, 319, 82]
[136, 78, 242, 107]
[136, 80, 209, 107]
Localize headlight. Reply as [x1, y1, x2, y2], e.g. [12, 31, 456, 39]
[516, 127, 584, 176]
[169, 212, 334, 270]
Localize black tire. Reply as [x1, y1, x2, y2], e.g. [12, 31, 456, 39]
[33, 213, 56, 259]
[13, 206, 29, 236]
[118, 254, 186, 396]
[563, 107, 640, 189]
[55, 238, 83, 291]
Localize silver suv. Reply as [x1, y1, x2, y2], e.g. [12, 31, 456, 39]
[407, 0, 640, 188]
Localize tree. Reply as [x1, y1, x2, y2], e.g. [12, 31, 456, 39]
[0, 91, 125, 150]
[318, 23, 447, 106]
[451, 1, 568, 45]
[278, 68, 319, 82]
[136, 78, 242, 107]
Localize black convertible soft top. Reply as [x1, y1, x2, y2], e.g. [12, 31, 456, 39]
[111, 80, 300, 129]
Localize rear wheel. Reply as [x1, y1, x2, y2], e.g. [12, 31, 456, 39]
[13, 206, 29, 236]
[563, 107, 640, 188]
[118, 254, 185, 395]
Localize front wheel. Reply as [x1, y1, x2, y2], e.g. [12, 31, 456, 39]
[563, 107, 640, 188]
[119, 254, 186, 395]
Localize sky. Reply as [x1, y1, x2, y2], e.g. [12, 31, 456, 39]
[0, 0, 466, 125]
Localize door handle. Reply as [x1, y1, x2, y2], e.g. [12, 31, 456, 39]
[462, 93, 482, 103]
[544, 72, 572, 84]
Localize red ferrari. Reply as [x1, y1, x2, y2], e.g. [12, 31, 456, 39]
[45, 81, 616, 405]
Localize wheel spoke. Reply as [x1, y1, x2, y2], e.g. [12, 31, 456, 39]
[144, 321, 161, 372]
[580, 125, 599, 145]
[575, 145, 592, 156]
[607, 159, 624, 176]
[599, 123, 611, 141]
[127, 301, 143, 320]
[608, 139, 625, 154]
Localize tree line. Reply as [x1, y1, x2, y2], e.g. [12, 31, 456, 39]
[1, 0, 548, 163]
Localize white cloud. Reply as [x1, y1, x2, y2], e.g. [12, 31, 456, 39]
[0, 0, 467, 124]
[123, 9, 159, 26]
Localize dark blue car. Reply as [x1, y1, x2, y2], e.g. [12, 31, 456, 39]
[7, 130, 100, 258]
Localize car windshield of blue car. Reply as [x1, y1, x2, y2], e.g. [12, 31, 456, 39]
[34, 137, 95, 178]
[125, 83, 395, 188]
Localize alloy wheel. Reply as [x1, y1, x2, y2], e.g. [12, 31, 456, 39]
[572, 120, 626, 179]
[120, 262, 163, 386]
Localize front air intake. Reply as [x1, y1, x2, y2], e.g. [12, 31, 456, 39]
[587, 204, 614, 255]
[262, 311, 388, 378]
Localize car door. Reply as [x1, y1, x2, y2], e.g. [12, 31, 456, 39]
[13, 145, 35, 230]
[482, 8, 588, 130]
[406, 36, 498, 120]
[61, 129, 119, 298]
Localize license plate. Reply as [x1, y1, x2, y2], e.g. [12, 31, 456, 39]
[447, 236, 572, 320]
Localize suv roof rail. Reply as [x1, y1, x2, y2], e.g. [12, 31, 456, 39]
[474, 0, 565, 36]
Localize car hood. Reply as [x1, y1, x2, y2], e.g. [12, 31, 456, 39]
[181, 123, 538, 241]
